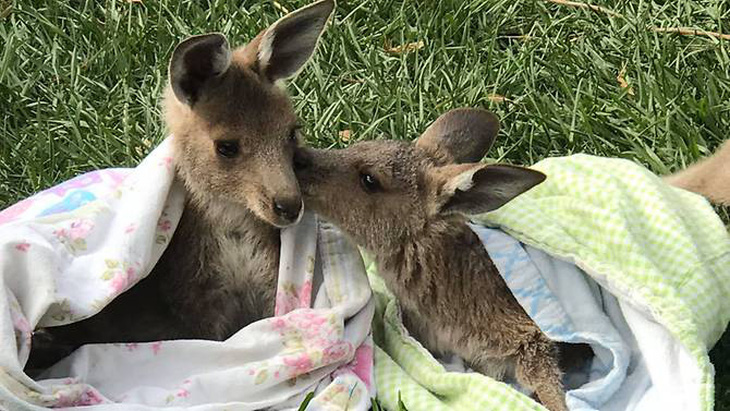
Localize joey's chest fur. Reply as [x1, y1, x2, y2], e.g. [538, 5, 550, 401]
[377, 224, 539, 375]
[154, 198, 280, 339]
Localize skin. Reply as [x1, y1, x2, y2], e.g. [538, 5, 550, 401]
[26, 0, 335, 374]
[294, 108, 569, 411]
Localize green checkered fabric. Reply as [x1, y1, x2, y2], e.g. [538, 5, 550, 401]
[370, 272, 544, 410]
[370, 154, 730, 411]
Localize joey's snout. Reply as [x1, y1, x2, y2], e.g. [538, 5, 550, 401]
[293, 146, 315, 173]
[293, 147, 314, 182]
[255, 162, 303, 227]
[293, 146, 352, 223]
[293, 147, 330, 195]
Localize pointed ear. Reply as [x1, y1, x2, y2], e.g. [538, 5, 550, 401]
[431, 163, 546, 216]
[415, 108, 500, 164]
[255, 0, 335, 82]
[169, 33, 231, 107]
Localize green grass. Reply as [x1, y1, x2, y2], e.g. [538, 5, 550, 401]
[1, 0, 730, 408]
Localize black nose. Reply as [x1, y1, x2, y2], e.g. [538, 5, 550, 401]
[273, 197, 302, 222]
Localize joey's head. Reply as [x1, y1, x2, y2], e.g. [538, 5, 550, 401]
[294, 108, 546, 252]
[164, 0, 335, 228]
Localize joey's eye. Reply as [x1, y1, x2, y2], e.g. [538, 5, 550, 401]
[215, 140, 239, 158]
[360, 172, 382, 194]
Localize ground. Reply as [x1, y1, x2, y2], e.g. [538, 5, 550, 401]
[1, 0, 729, 408]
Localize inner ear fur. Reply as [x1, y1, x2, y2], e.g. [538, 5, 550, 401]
[169, 33, 231, 107]
[254, 0, 335, 82]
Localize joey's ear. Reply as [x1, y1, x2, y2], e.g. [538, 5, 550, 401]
[255, 0, 335, 82]
[430, 163, 546, 216]
[416, 108, 500, 164]
[169, 33, 231, 107]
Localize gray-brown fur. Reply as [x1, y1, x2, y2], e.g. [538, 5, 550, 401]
[665, 140, 730, 205]
[26, 0, 335, 373]
[295, 108, 568, 410]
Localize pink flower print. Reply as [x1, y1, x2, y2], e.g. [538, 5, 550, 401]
[288, 311, 330, 340]
[275, 281, 315, 316]
[124, 223, 137, 234]
[151, 341, 162, 355]
[176, 388, 189, 398]
[105, 170, 128, 187]
[110, 275, 125, 293]
[291, 310, 328, 329]
[299, 280, 313, 307]
[345, 345, 373, 389]
[77, 387, 105, 405]
[109, 264, 137, 294]
[283, 353, 314, 377]
[248, 369, 255, 376]
[323, 341, 352, 363]
[51, 385, 108, 407]
[275, 291, 300, 316]
[46, 171, 102, 197]
[13, 315, 30, 334]
[111, 272, 131, 294]
[125, 343, 139, 351]
[15, 242, 30, 252]
[0, 198, 34, 225]
[53, 219, 95, 254]
[54, 392, 73, 408]
[157, 219, 172, 232]
[271, 317, 287, 331]
[69, 219, 93, 239]
[159, 156, 173, 170]
[274, 371, 280, 378]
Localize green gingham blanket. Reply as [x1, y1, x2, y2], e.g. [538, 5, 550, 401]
[370, 154, 730, 411]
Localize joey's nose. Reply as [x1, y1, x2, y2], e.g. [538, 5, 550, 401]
[273, 197, 302, 223]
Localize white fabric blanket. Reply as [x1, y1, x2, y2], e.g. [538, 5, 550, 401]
[469, 224, 702, 411]
[0, 138, 374, 410]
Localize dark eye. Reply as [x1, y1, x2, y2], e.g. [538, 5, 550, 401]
[360, 172, 381, 193]
[215, 140, 239, 158]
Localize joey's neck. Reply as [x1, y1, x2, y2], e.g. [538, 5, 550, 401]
[373, 218, 485, 288]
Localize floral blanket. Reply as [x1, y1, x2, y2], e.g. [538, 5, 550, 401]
[0, 138, 374, 410]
